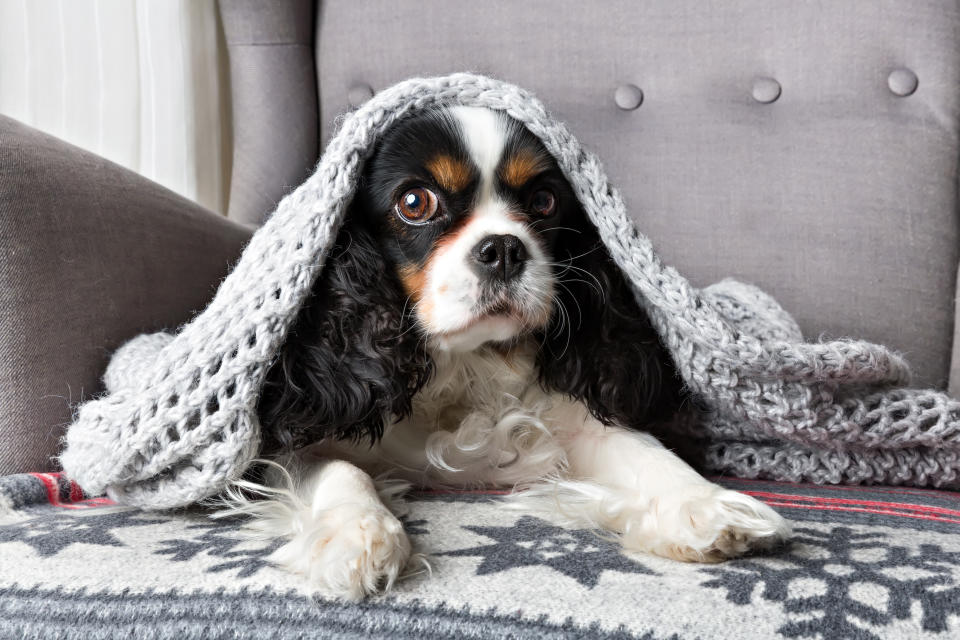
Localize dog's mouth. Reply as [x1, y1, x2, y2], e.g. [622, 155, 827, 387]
[474, 284, 537, 316]
[431, 314, 522, 351]
[475, 288, 549, 326]
[452, 299, 525, 334]
[429, 295, 548, 352]
[421, 268, 556, 351]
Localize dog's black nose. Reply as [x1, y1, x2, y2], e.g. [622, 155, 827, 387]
[471, 234, 527, 282]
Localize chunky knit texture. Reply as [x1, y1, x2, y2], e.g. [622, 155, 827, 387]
[59, 73, 960, 509]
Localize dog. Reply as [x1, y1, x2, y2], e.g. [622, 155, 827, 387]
[219, 106, 791, 599]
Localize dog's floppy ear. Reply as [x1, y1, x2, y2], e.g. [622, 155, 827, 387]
[257, 217, 432, 452]
[536, 221, 685, 429]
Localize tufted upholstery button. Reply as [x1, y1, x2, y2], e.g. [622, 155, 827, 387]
[347, 83, 375, 108]
[614, 84, 644, 110]
[887, 69, 918, 97]
[752, 77, 781, 104]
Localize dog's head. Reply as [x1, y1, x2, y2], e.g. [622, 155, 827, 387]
[259, 107, 683, 449]
[355, 106, 580, 352]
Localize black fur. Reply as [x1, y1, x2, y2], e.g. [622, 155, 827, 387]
[257, 218, 433, 452]
[535, 220, 686, 429]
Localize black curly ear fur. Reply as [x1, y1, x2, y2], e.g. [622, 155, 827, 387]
[257, 217, 433, 452]
[536, 221, 687, 431]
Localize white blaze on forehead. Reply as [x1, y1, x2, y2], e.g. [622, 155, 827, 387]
[449, 106, 507, 201]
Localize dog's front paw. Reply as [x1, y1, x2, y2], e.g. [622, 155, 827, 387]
[270, 502, 412, 600]
[622, 485, 790, 563]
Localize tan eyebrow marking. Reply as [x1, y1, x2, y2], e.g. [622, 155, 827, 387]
[426, 154, 472, 192]
[500, 148, 553, 189]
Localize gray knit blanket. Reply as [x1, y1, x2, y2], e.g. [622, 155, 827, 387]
[59, 73, 960, 510]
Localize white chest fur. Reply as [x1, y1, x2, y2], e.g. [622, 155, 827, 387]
[322, 341, 584, 488]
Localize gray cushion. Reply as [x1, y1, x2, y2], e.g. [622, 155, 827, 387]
[313, 0, 960, 390]
[0, 116, 251, 475]
[218, 0, 318, 226]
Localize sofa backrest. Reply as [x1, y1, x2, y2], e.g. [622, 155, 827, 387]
[220, 0, 960, 392]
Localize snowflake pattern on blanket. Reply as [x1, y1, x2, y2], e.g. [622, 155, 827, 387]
[701, 526, 960, 638]
[3, 475, 960, 639]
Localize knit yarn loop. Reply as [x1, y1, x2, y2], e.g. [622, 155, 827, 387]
[59, 73, 960, 509]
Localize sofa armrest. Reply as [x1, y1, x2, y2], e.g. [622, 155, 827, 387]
[0, 115, 252, 475]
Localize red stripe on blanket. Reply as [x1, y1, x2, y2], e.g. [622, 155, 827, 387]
[27, 472, 115, 509]
[69, 481, 84, 503]
[716, 476, 960, 501]
[29, 472, 62, 506]
[760, 500, 960, 524]
[743, 491, 960, 518]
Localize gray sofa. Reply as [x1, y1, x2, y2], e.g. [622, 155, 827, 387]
[2, 1, 960, 638]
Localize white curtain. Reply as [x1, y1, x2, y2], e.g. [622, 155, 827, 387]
[0, 0, 231, 214]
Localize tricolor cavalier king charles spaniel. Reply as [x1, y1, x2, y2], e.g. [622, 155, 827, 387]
[224, 106, 790, 599]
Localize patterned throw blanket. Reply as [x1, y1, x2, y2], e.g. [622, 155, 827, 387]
[57, 73, 960, 510]
[3, 472, 960, 638]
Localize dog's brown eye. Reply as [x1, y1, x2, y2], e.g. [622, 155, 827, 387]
[529, 189, 556, 217]
[396, 187, 439, 223]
